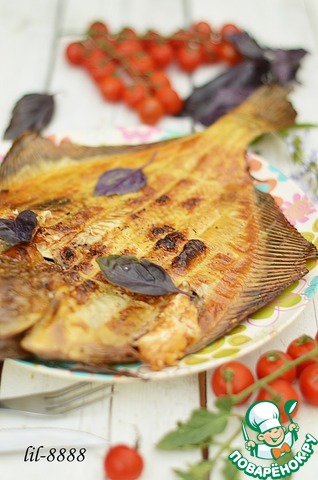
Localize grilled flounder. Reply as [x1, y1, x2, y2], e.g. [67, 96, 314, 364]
[0, 85, 316, 370]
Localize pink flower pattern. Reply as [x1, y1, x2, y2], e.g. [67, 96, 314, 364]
[281, 193, 316, 225]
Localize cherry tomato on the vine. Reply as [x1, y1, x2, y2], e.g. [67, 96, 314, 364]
[149, 43, 174, 69]
[129, 52, 155, 74]
[215, 41, 243, 66]
[176, 44, 204, 72]
[191, 21, 213, 38]
[220, 23, 242, 39]
[299, 364, 318, 406]
[104, 444, 144, 480]
[287, 335, 318, 376]
[87, 21, 108, 37]
[256, 380, 300, 423]
[256, 350, 297, 383]
[65, 42, 86, 66]
[211, 361, 254, 404]
[116, 39, 143, 58]
[123, 83, 147, 108]
[148, 71, 170, 90]
[99, 76, 125, 102]
[137, 96, 164, 125]
[155, 86, 183, 115]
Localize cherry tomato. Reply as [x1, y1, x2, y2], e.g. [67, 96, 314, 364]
[104, 444, 144, 480]
[149, 43, 174, 69]
[142, 29, 162, 50]
[215, 41, 243, 66]
[220, 23, 242, 39]
[123, 83, 147, 108]
[316, 331, 318, 342]
[256, 350, 297, 383]
[83, 49, 117, 81]
[211, 361, 254, 404]
[176, 44, 204, 72]
[191, 21, 213, 38]
[202, 41, 219, 64]
[116, 39, 143, 58]
[129, 52, 155, 74]
[299, 364, 318, 406]
[256, 379, 300, 423]
[155, 86, 183, 115]
[118, 27, 138, 40]
[137, 96, 164, 125]
[148, 71, 171, 90]
[169, 29, 191, 50]
[287, 335, 318, 376]
[65, 41, 86, 66]
[87, 20, 108, 37]
[99, 76, 125, 102]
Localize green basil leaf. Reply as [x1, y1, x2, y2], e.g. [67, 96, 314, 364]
[222, 458, 241, 480]
[97, 254, 192, 297]
[174, 460, 213, 480]
[157, 408, 228, 450]
[215, 395, 234, 412]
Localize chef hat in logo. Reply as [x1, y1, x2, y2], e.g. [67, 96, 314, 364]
[246, 400, 281, 433]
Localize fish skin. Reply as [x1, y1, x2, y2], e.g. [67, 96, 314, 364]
[0, 85, 316, 370]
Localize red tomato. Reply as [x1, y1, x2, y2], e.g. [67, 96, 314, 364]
[191, 21, 213, 38]
[299, 364, 318, 406]
[211, 361, 254, 404]
[149, 43, 174, 69]
[215, 41, 243, 66]
[202, 41, 219, 64]
[104, 445, 144, 480]
[129, 52, 155, 74]
[148, 71, 171, 90]
[83, 49, 117, 81]
[176, 44, 204, 72]
[256, 379, 300, 423]
[287, 335, 318, 376]
[87, 21, 108, 36]
[220, 23, 242, 39]
[141, 29, 162, 50]
[137, 96, 164, 125]
[155, 86, 183, 115]
[118, 27, 138, 40]
[99, 76, 125, 102]
[123, 83, 147, 108]
[256, 350, 297, 383]
[169, 29, 191, 50]
[65, 42, 86, 66]
[316, 331, 318, 342]
[116, 40, 143, 58]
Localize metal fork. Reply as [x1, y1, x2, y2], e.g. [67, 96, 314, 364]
[0, 382, 111, 415]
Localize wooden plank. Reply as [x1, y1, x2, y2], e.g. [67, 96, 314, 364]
[0, 0, 60, 138]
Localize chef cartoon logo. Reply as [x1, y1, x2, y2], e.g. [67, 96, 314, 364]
[228, 399, 318, 479]
[244, 400, 299, 460]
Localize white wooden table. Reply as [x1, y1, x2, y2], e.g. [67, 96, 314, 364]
[0, 1, 318, 479]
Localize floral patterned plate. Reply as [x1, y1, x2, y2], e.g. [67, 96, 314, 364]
[2, 127, 318, 383]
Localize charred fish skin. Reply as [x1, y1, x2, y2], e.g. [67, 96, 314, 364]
[0, 85, 316, 371]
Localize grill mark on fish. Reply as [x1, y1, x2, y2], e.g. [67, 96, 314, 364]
[172, 239, 207, 272]
[149, 225, 174, 238]
[155, 194, 170, 204]
[181, 197, 202, 210]
[154, 231, 186, 252]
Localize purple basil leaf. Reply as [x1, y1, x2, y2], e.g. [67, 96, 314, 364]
[180, 60, 269, 121]
[228, 31, 267, 60]
[4, 93, 54, 140]
[97, 255, 192, 297]
[94, 167, 147, 196]
[0, 210, 38, 244]
[198, 87, 254, 126]
[270, 48, 308, 84]
[94, 152, 157, 196]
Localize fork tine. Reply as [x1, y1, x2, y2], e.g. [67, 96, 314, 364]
[44, 382, 92, 399]
[46, 384, 111, 414]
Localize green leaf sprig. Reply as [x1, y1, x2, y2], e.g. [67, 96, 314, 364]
[157, 344, 318, 480]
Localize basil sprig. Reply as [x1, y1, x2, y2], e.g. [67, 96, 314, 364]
[97, 254, 192, 297]
[0, 210, 37, 244]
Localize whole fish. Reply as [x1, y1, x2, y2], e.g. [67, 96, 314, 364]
[0, 85, 316, 370]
